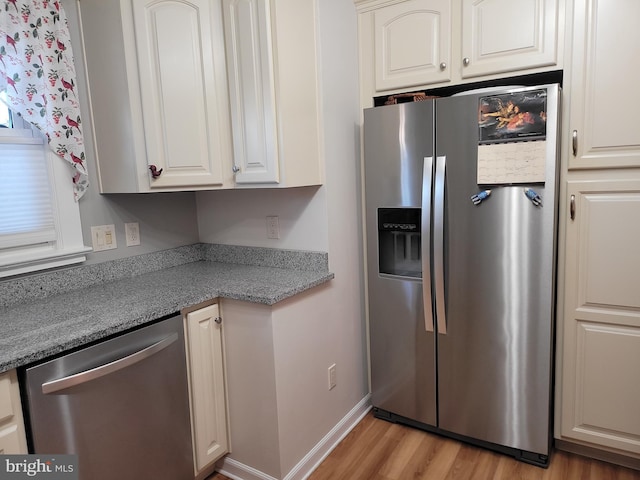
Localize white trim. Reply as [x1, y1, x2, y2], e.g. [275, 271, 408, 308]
[216, 394, 371, 480]
[0, 133, 41, 143]
[284, 395, 372, 480]
[216, 457, 279, 480]
[0, 246, 90, 278]
[0, 146, 90, 277]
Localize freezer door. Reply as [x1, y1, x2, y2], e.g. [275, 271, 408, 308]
[364, 101, 437, 427]
[435, 86, 559, 457]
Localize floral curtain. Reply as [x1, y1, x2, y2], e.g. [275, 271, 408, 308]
[0, 0, 88, 200]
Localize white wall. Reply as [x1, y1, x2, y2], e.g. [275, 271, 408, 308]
[197, 0, 368, 477]
[308, 0, 369, 458]
[196, 187, 327, 251]
[221, 299, 282, 478]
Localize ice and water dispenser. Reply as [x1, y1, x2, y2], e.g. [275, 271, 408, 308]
[377, 208, 422, 279]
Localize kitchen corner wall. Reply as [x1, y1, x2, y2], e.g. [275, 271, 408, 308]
[196, 0, 369, 476]
[63, 0, 201, 265]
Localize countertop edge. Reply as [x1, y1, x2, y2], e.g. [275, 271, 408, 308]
[0, 249, 334, 374]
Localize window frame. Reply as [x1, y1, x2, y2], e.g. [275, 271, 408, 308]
[0, 111, 90, 278]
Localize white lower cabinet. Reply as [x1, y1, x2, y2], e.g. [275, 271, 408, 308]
[0, 370, 27, 454]
[554, 0, 640, 466]
[559, 177, 640, 458]
[184, 303, 230, 475]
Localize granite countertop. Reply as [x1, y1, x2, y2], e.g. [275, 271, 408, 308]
[0, 244, 333, 373]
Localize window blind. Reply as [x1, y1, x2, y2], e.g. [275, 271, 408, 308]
[0, 138, 56, 249]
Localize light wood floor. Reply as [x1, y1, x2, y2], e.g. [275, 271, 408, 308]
[208, 412, 640, 480]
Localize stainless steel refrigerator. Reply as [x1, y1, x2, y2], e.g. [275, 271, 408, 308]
[364, 84, 560, 467]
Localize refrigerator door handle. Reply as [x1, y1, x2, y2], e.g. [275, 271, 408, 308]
[434, 155, 447, 335]
[422, 156, 434, 332]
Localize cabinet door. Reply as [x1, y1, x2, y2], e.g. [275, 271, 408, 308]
[185, 304, 229, 471]
[373, 0, 452, 91]
[567, 0, 640, 169]
[132, 0, 231, 188]
[0, 426, 25, 455]
[0, 370, 27, 454]
[460, 0, 558, 78]
[223, 0, 280, 184]
[560, 179, 640, 454]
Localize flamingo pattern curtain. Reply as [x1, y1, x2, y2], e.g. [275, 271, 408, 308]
[0, 0, 88, 199]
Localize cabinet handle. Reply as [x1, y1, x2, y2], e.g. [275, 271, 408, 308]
[214, 316, 222, 325]
[439, 62, 447, 71]
[232, 165, 240, 174]
[462, 57, 470, 66]
[149, 164, 163, 178]
[570, 195, 576, 221]
[572, 130, 578, 156]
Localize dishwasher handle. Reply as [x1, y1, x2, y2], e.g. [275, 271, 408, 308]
[42, 333, 178, 394]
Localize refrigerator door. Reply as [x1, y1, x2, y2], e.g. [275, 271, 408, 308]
[435, 86, 559, 458]
[364, 101, 437, 427]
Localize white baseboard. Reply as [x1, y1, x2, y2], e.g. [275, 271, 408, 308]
[217, 394, 371, 480]
[216, 457, 279, 480]
[283, 394, 372, 480]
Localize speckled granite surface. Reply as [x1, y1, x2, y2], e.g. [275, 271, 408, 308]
[0, 244, 333, 373]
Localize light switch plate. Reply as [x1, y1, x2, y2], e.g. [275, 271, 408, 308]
[91, 225, 117, 252]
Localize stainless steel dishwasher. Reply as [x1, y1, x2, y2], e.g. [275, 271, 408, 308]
[23, 314, 194, 480]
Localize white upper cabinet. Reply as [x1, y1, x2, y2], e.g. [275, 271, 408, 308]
[80, 0, 233, 193]
[222, 0, 279, 184]
[373, 0, 452, 90]
[222, 0, 323, 187]
[461, 0, 559, 78]
[567, 0, 640, 170]
[131, 0, 231, 189]
[356, 0, 562, 99]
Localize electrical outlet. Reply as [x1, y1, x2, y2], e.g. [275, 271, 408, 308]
[125, 222, 141, 247]
[91, 225, 117, 252]
[328, 364, 336, 390]
[266, 216, 280, 239]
